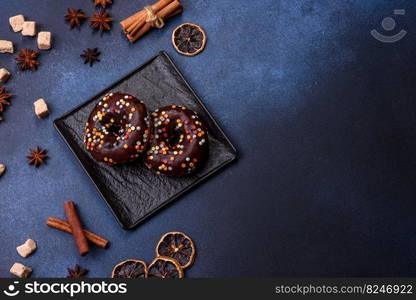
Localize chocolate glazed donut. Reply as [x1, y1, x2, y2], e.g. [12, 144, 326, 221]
[145, 105, 208, 176]
[84, 92, 150, 164]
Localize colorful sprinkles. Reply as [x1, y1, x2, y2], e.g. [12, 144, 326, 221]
[145, 105, 208, 176]
[84, 92, 150, 164]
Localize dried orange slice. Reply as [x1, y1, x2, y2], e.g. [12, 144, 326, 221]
[147, 256, 184, 278]
[156, 231, 195, 269]
[112, 259, 147, 278]
[172, 23, 206, 56]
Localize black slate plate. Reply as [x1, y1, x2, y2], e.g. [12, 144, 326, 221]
[54, 51, 238, 229]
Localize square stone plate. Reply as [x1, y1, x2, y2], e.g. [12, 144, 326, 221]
[54, 51, 238, 229]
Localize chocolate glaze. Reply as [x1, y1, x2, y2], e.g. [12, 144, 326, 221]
[145, 105, 208, 176]
[84, 92, 150, 164]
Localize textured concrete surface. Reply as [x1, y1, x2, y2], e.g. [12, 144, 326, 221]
[1, 0, 416, 277]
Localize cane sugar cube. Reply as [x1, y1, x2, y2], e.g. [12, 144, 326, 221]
[0, 40, 13, 53]
[37, 31, 51, 50]
[16, 239, 37, 258]
[9, 15, 25, 32]
[0, 164, 5, 177]
[0, 68, 10, 83]
[10, 263, 32, 278]
[22, 21, 36, 36]
[34, 98, 49, 118]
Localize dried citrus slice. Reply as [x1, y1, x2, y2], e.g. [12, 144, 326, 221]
[147, 256, 184, 278]
[111, 259, 147, 278]
[172, 23, 206, 56]
[156, 231, 195, 269]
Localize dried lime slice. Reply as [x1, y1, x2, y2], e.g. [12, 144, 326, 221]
[172, 23, 206, 56]
[112, 259, 147, 278]
[156, 231, 195, 269]
[147, 256, 184, 278]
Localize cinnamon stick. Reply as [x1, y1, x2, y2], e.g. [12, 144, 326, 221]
[124, 1, 171, 36]
[120, 0, 182, 43]
[120, 11, 143, 33]
[64, 202, 90, 256]
[127, 1, 182, 43]
[120, 0, 173, 33]
[46, 217, 109, 249]
[124, 11, 146, 36]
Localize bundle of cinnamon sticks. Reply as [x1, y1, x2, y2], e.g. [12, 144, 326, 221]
[120, 0, 183, 43]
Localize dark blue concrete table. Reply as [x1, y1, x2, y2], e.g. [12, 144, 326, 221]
[1, 0, 416, 277]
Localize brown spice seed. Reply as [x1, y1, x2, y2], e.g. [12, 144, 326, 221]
[26, 147, 48, 167]
[94, 0, 112, 8]
[64, 8, 87, 29]
[66, 264, 88, 278]
[80, 48, 101, 66]
[0, 87, 12, 121]
[15, 49, 39, 71]
[90, 11, 112, 32]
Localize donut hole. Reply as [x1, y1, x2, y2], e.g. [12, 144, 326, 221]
[107, 123, 123, 135]
[167, 130, 181, 148]
[101, 114, 125, 137]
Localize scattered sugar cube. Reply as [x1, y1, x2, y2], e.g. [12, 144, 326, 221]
[16, 239, 37, 258]
[0, 68, 10, 83]
[22, 21, 36, 36]
[9, 15, 25, 32]
[34, 98, 49, 118]
[10, 263, 32, 278]
[37, 31, 51, 50]
[0, 164, 5, 177]
[0, 40, 14, 53]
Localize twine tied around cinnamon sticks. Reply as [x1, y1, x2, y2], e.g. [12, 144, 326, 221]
[120, 0, 183, 43]
[144, 6, 165, 28]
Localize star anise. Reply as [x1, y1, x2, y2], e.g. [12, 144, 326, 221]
[64, 8, 87, 29]
[27, 147, 48, 167]
[15, 49, 39, 71]
[90, 11, 112, 32]
[66, 264, 88, 278]
[94, 0, 112, 8]
[81, 48, 101, 66]
[0, 87, 12, 121]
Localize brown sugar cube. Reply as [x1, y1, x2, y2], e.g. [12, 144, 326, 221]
[0, 68, 10, 83]
[0, 40, 14, 53]
[10, 263, 32, 278]
[34, 98, 49, 118]
[9, 15, 25, 32]
[37, 31, 51, 50]
[16, 239, 37, 258]
[0, 164, 5, 177]
[22, 21, 36, 36]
